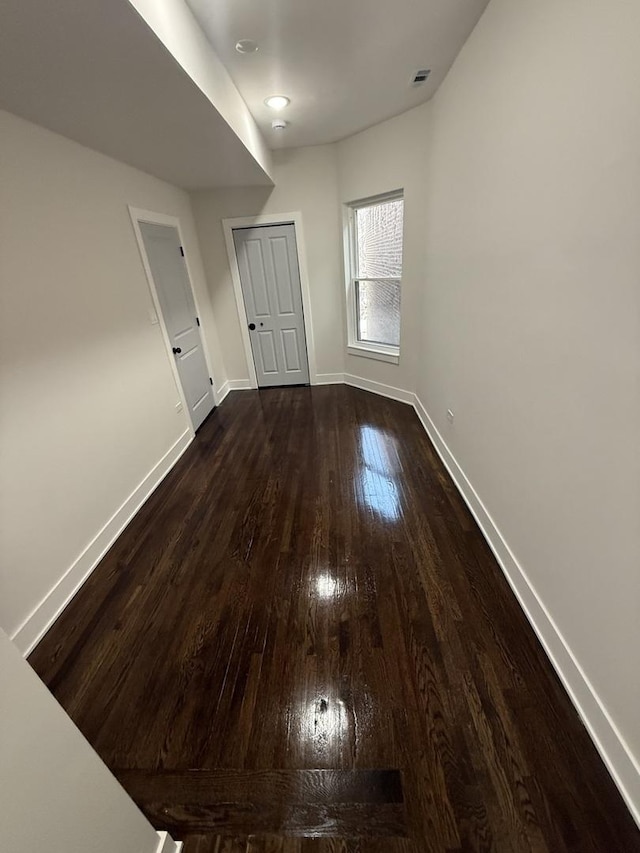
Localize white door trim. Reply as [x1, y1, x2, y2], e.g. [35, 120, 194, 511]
[222, 212, 318, 388]
[129, 206, 220, 434]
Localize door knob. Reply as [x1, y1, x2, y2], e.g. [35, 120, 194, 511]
[248, 323, 256, 331]
[172, 347, 182, 354]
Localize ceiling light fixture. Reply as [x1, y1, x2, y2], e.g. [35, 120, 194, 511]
[265, 95, 290, 111]
[235, 39, 258, 54]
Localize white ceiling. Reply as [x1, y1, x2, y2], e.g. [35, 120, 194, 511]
[0, 0, 272, 189]
[186, 0, 490, 148]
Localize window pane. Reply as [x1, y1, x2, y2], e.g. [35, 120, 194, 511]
[356, 280, 401, 347]
[356, 198, 404, 278]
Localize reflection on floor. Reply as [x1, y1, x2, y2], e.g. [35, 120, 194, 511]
[29, 386, 640, 852]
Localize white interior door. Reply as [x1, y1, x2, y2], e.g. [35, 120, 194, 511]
[139, 222, 214, 430]
[233, 224, 310, 387]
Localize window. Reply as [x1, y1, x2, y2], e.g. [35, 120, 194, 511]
[344, 192, 404, 363]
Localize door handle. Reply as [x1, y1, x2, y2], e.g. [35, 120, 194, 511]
[248, 323, 256, 331]
[172, 347, 182, 354]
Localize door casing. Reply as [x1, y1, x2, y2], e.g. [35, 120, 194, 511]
[223, 212, 318, 388]
[129, 206, 219, 435]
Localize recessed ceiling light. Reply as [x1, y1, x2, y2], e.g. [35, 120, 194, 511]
[235, 39, 258, 54]
[264, 95, 290, 111]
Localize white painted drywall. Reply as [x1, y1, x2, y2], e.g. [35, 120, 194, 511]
[0, 0, 272, 191]
[128, 0, 272, 182]
[191, 145, 344, 382]
[0, 110, 227, 642]
[337, 102, 432, 393]
[420, 0, 640, 766]
[0, 628, 163, 852]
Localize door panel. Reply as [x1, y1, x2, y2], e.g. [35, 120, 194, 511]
[233, 224, 310, 387]
[281, 329, 301, 372]
[245, 239, 271, 317]
[270, 237, 295, 315]
[139, 222, 214, 430]
[257, 331, 278, 375]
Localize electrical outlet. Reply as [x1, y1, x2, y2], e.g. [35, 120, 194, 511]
[175, 401, 183, 414]
[447, 409, 455, 424]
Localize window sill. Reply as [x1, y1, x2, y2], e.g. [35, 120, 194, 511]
[347, 344, 400, 365]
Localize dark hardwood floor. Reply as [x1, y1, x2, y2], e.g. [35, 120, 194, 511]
[30, 386, 639, 852]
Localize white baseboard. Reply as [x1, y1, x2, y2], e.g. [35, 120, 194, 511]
[219, 375, 346, 397]
[156, 830, 183, 853]
[215, 380, 230, 404]
[314, 372, 345, 385]
[228, 378, 253, 390]
[12, 429, 193, 657]
[343, 373, 414, 405]
[216, 380, 231, 404]
[219, 374, 347, 394]
[411, 394, 640, 827]
[216, 378, 254, 404]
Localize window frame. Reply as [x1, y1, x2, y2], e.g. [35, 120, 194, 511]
[343, 190, 404, 365]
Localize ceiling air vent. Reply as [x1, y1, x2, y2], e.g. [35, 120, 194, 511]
[411, 69, 431, 86]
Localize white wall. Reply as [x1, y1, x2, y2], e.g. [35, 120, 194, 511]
[0, 628, 168, 852]
[128, 0, 272, 182]
[191, 145, 344, 382]
[0, 110, 226, 649]
[337, 103, 432, 393]
[419, 0, 640, 811]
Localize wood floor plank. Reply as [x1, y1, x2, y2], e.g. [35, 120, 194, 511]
[152, 802, 405, 837]
[113, 769, 404, 806]
[28, 386, 640, 852]
[180, 837, 420, 853]
[118, 768, 408, 837]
